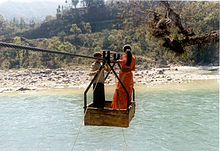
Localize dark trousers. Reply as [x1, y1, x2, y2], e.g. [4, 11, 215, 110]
[93, 83, 105, 108]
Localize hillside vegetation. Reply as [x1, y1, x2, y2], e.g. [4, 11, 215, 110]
[0, 0, 219, 69]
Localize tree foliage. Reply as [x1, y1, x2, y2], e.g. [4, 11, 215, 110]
[117, 1, 219, 54]
[0, 1, 219, 69]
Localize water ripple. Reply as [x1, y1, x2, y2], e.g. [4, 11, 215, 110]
[0, 82, 219, 151]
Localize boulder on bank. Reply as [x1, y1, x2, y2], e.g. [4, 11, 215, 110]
[16, 87, 35, 91]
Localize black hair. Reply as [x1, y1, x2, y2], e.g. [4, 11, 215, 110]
[123, 45, 131, 52]
[123, 45, 132, 66]
[93, 52, 102, 57]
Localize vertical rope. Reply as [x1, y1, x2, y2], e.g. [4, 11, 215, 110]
[70, 107, 88, 151]
[122, 128, 128, 151]
[71, 68, 103, 151]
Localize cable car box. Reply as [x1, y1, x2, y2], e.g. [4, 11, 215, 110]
[84, 101, 135, 127]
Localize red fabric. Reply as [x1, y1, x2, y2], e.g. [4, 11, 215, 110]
[111, 53, 135, 109]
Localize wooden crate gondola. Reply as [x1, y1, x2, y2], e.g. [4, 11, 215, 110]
[84, 101, 135, 127]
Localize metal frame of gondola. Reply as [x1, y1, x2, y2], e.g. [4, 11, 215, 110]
[84, 50, 135, 112]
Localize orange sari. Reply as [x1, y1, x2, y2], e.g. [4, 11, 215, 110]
[111, 53, 135, 109]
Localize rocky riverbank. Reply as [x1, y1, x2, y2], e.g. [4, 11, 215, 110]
[0, 66, 219, 93]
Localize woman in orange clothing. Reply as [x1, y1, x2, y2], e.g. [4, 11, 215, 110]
[111, 45, 135, 109]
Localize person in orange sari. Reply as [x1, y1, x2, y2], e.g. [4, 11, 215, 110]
[111, 45, 135, 109]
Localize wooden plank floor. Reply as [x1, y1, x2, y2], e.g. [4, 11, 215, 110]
[84, 101, 135, 127]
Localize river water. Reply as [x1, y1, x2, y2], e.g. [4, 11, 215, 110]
[0, 80, 219, 151]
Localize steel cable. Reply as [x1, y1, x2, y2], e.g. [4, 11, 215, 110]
[0, 42, 102, 60]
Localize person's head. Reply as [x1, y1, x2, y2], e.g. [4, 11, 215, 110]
[123, 44, 131, 53]
[123, 44, 132, 66]
[93, 52, 102, 62]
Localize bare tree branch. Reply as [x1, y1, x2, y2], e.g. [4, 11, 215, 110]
[119, 0, 219, 54]
[151, 1, 219, 53]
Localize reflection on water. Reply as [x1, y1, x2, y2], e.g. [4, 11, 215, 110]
[0, 80, 219, 151]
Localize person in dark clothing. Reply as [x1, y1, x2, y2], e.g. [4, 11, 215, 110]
[89, 52, 110, 108]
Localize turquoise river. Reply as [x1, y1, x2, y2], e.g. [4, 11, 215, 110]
[0, 80, 219, 151]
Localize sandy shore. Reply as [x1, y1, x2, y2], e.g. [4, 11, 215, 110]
[0, 66, 219, 93]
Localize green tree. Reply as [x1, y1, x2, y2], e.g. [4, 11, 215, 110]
[58, 41, 76, 64]
[94, 45, 102, 52]
[19, 17, 26, 30]
[70, 24, 82, 35]
[81, 22, 92, 33]
[56, 5, 62, 19]
[13, 36, 22, 44]
[0, 15, 7, 33]
[29, 19, 35, 28]
[106, 30, 124, 51]
[81, 0, 104, 8]
[44, 15, 55, 22]
[1, 59, 10, 69]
